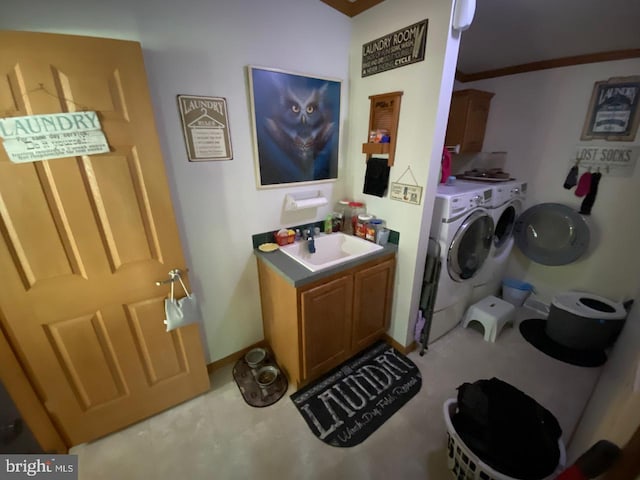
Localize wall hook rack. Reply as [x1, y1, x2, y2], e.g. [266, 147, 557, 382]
[361, 91, 403, 167]
[569, 144, 638, 177]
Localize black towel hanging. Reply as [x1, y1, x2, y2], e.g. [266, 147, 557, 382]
[363, 157, 390, 197]
[563, 165, 579, 189]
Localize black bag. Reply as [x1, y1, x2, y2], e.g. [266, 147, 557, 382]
[453, 378, 561, 480]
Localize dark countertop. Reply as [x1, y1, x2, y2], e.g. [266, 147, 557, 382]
[254, 242, 397, 288]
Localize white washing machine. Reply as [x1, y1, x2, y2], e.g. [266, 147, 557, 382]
[428, 183, 494, 342]
[469, 180, 528, 302]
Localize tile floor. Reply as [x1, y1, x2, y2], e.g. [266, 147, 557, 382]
[71, 309, 602, 479]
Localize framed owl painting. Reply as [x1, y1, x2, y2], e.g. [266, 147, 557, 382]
[248, 66, 341, 187]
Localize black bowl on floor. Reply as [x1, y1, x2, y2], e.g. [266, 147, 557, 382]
[519, 319, 607, 367]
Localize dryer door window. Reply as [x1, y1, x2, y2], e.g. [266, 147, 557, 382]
[494, 205, 516, 249]
[448, 211, 494, 281]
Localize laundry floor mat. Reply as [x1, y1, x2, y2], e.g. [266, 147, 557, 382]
[519, 318, 607, 367]
[290, 341, 422, 447]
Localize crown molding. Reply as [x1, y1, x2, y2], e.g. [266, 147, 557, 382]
[456, 49, 640, 83]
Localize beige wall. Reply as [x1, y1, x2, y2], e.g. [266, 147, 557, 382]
[348, 0, 459, 345]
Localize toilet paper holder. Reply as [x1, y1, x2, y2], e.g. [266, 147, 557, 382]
[284, 191, 328, 211]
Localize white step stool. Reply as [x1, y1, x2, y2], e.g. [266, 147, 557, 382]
[462, 295, 516, 342]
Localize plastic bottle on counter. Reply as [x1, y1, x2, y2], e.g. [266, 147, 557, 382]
[324, 214, 333, 234]
[366, 218, 385, 243]
[332, 212, 343, 232]
[356, 214, 373, 239]
[335, 200, 350, 233]
[349, 202, 366, 236]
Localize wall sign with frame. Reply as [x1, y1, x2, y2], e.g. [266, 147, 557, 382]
[177, 95, 233, 161]
[389, 166, 422, 205]
[581, 76, 640, 142]
[248, 66, 341, 188]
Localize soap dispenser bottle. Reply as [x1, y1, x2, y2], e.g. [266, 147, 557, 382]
[324, 214, 332, 234]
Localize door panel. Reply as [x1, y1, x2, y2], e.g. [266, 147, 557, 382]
[124, 297, 188, 385]
[352, 258, 395, 351]
[81, 150, 162, 270]
[0, 31, 209, 446]
[44, 311, 129, 411]
[0, 162, 84, 288]
[301, 275, 353, 381]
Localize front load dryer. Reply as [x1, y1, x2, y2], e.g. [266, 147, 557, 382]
[469, 181, 527, 302]
[428, 183, 494, 342]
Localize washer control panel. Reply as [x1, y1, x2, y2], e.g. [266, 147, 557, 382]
[446, 189, 492, 217]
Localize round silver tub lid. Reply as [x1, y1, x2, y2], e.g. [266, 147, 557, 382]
[514, 203, 590, 266]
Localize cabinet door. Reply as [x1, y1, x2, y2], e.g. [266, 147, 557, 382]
[463, 96, 491, 152]
[445, 90, 493, 153]
[301, 275, 353, 381]
[352, 258, 395, 351]
[444, 94, 469, 149]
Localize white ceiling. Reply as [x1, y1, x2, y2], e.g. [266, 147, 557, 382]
[456, 0, 640, 74]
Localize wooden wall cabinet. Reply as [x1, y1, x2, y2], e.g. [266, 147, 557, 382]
[257, 254, 396, 388]
[444, 89, 494, 153]
[362, 91, 402, 166]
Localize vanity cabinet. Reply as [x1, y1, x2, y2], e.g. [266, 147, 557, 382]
[257, 254, 395, 388]
[445, 89, 494, 153]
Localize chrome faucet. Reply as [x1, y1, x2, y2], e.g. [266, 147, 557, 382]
[307, 234, 316, 254]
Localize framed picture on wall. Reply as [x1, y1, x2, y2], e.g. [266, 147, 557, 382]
[581, 75, 640, 141]
[248, 66, 341, 188]
[177, 95, 233, 161]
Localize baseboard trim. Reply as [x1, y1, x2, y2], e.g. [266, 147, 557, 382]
[383, 334, 416, 355]
[208, 336, 416, 374]
[206, 339, 268, 374]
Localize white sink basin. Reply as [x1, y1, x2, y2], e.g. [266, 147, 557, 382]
[279, 232, 383, 272]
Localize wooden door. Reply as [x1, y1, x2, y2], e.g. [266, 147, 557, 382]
[301, 275, 352, 381]
[352, 258, 395, 351]
[0, 31, 209, 446]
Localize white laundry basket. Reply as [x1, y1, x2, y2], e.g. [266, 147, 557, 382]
[443, 398, 566, 480]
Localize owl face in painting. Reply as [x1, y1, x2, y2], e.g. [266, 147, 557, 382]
[264, 82, 335, 176]
[281, 86, 326, 131]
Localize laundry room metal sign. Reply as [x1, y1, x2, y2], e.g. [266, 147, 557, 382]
[361, 19, 428, 77]
[0, 112, 110, 163]
[177, 95, 233, 161]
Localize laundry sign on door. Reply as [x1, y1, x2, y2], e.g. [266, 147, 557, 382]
[0, 111, 110, 163]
